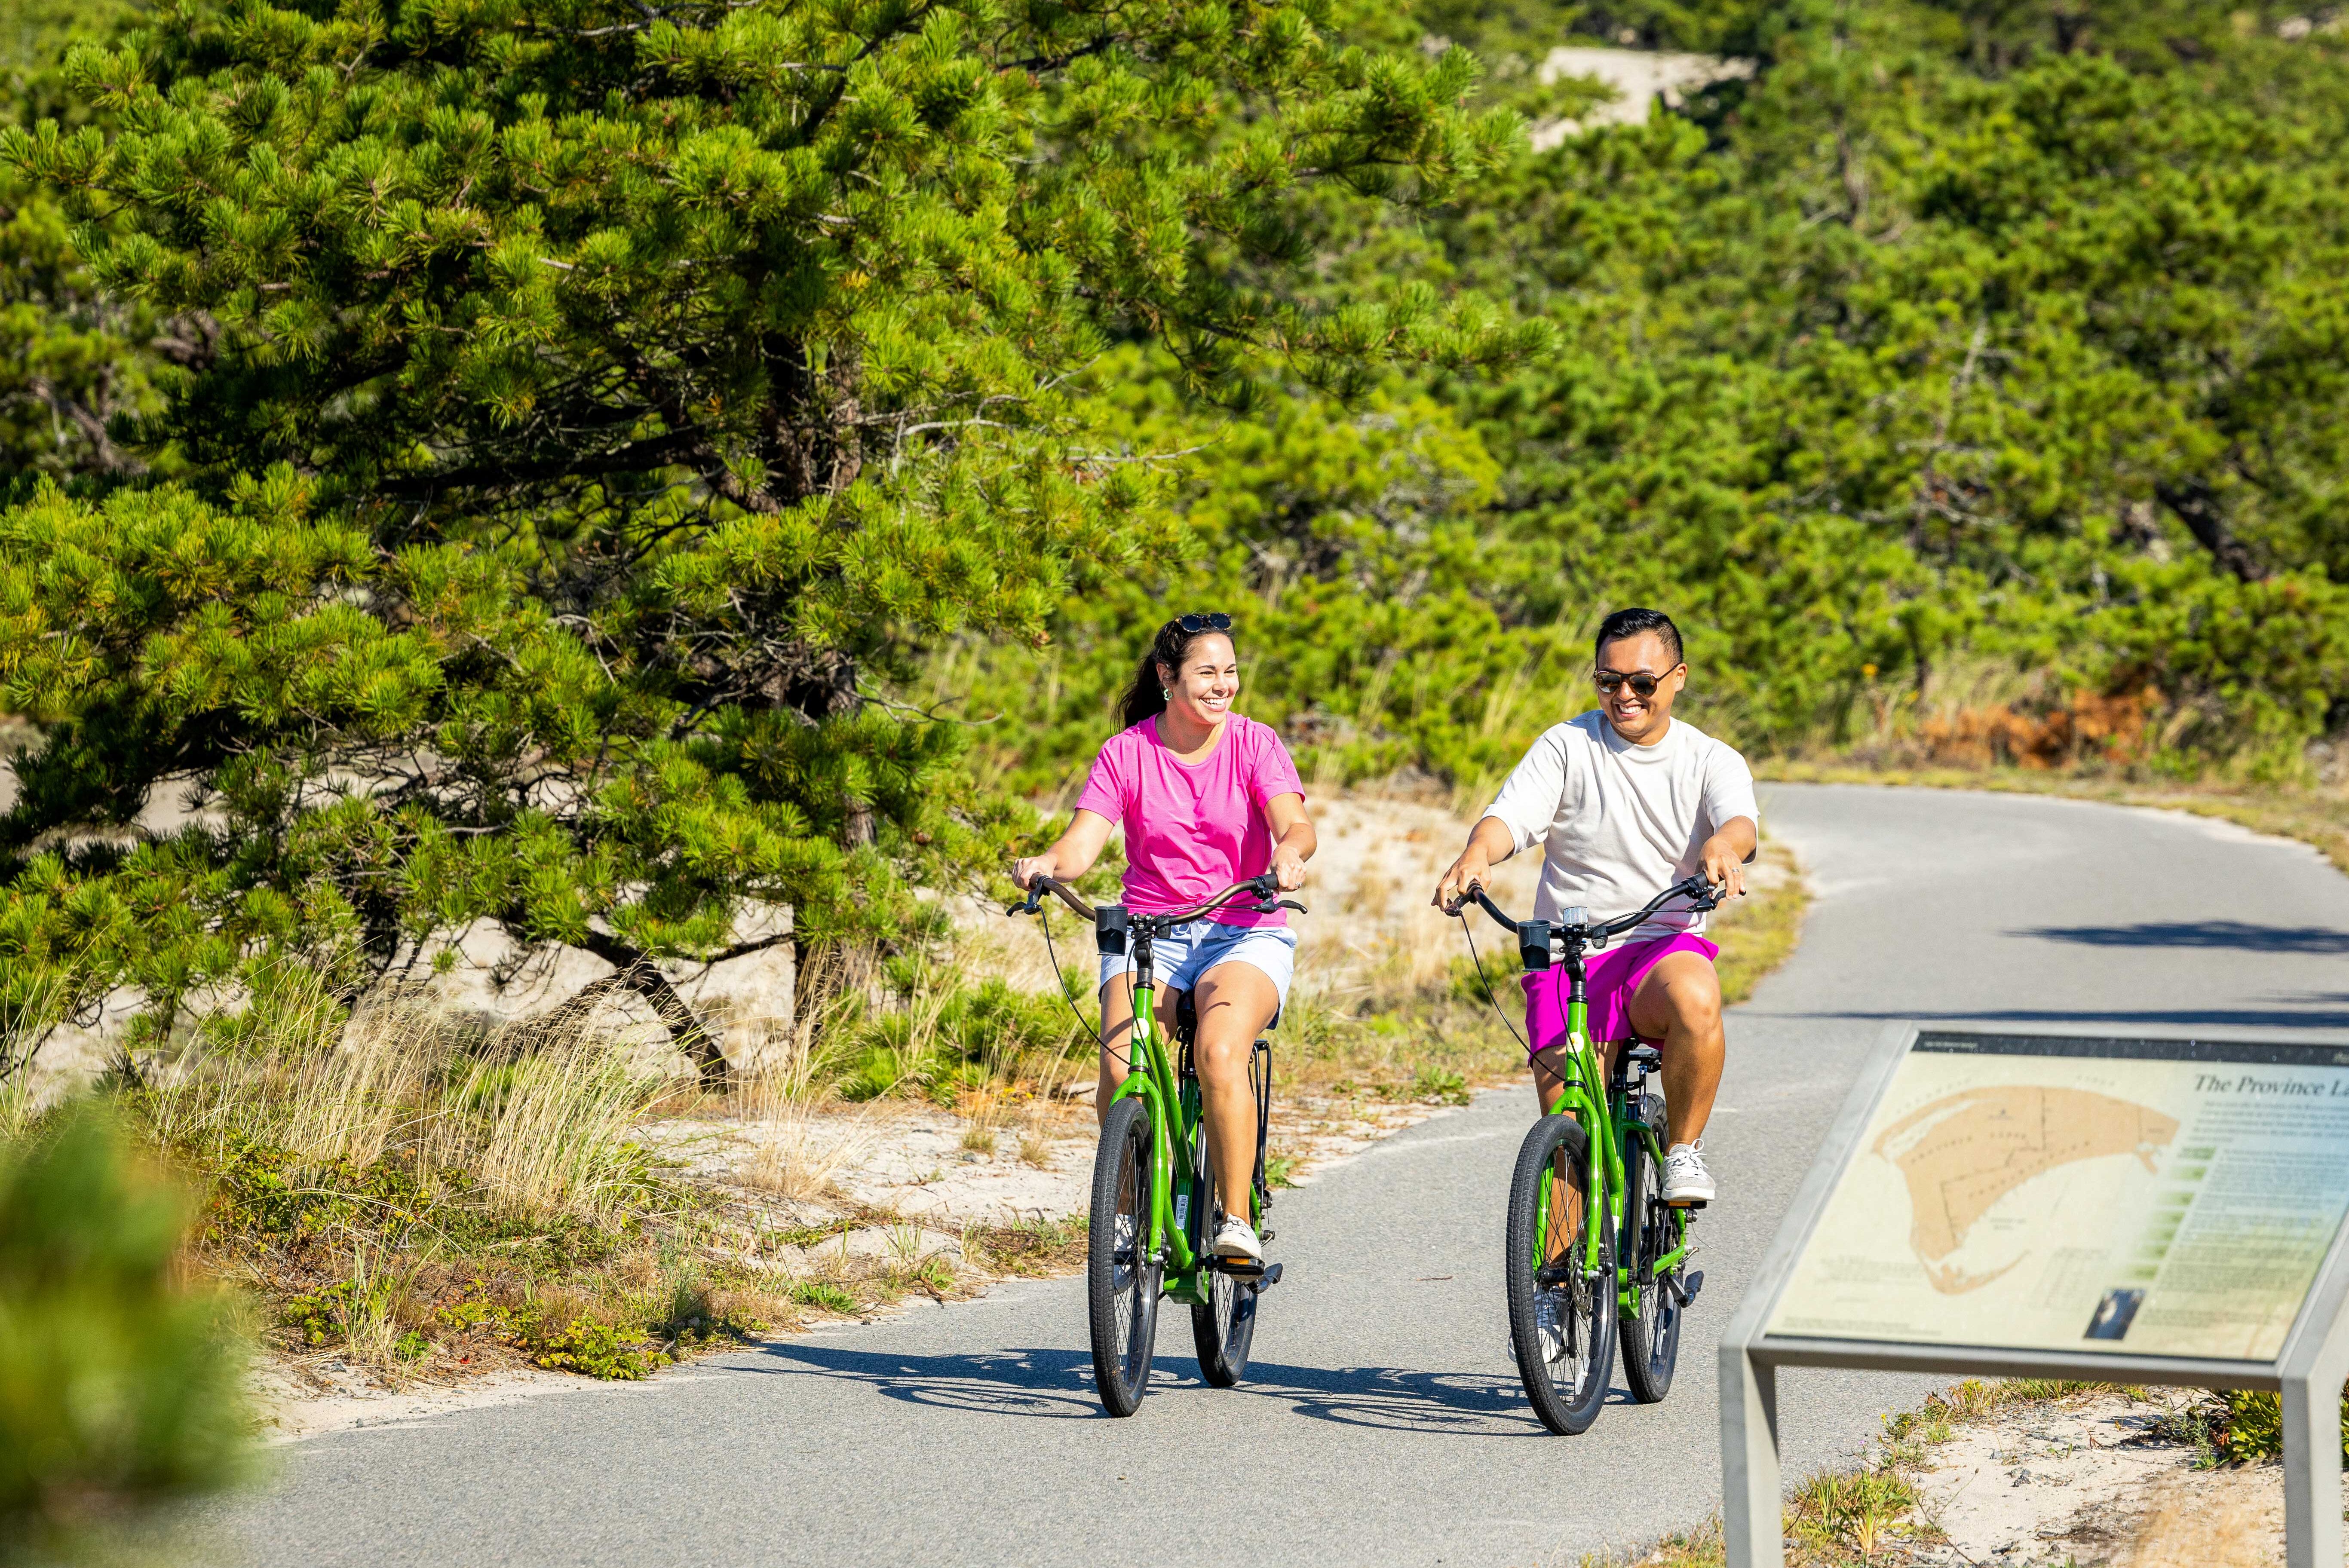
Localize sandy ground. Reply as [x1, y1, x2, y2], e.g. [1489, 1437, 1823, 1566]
[1907, 1392, 2302, 1568]
[255, 1361, 577, 1442]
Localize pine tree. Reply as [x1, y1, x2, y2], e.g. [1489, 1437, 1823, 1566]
[0, 0, 163, 489]
[0, 0, 1535, 1064]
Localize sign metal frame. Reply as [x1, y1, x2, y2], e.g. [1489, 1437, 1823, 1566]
[1720, 1021, 2349, 1568]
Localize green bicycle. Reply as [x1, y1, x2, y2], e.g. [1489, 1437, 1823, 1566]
[1450, 876, 1720, 1435]
[1011, 871, 1302, 1417]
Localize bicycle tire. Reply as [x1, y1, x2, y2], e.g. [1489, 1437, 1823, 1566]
[1088, 1095, 1162, 1416]
[1189, 1120, 1259, 1386]
[1618, 1093, 1684, 1404]
[1505, 1113, 1617, 1435]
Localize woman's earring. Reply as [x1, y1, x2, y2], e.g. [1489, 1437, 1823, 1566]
[1161, 687, 1171, 700]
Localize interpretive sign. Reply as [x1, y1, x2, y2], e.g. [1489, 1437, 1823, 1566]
[1768, 1032, 2349, 1361]
[1720, 1023, 2349, 1568]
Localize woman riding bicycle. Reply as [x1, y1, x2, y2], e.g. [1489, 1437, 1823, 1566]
[1013, 613, 1316, 1265]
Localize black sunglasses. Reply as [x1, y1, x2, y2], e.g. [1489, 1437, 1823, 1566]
[1178, 612, 1233, 633]
[1593, 665, 1680, 697]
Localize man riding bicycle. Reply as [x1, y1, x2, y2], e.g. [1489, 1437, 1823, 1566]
[1432, 607, 1757, 1206]
[1015, 613, 1316, 1266]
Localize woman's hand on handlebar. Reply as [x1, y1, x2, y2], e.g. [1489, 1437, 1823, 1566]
[1271, 845, 1307, 892]
[1013, 809, 1113, 895]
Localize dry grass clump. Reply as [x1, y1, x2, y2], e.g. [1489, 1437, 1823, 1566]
[734, 1068, 872, 1202]
[144, 976, 673, 1227]
[104, 967, 805, 1386]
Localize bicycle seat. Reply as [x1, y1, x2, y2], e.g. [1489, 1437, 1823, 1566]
[1625, 1044, 1662, 1068]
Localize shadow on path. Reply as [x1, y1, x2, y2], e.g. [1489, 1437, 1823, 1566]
[741, 1341, 1549, 1436]
[2016, 920, 2349, 955]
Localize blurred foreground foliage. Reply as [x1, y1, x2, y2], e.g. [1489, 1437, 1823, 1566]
[0, 1104, 250, 1562]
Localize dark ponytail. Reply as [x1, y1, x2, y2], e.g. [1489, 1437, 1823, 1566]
[1119, 618, 1221, 729]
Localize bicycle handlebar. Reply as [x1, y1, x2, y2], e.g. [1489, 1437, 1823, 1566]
[1008, 873, 1099, 921]
[1007, 871, 1307, 924]
[1450, 873, 1723, 945]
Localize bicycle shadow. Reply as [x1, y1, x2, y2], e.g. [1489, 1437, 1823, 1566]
[741, 1341, 1583, 1435]
[1224, 1360, 1570, 1436]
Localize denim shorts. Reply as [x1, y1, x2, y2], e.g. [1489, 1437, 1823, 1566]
[1098, 919, 1297, 1010]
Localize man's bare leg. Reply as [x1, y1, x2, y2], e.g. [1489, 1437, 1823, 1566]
[1625, 951, 1724, 1148]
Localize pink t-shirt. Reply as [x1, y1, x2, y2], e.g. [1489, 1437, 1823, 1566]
[1073, 715, 1305, 927]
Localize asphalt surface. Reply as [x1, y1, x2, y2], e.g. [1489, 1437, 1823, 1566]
[207, 785, 2349, 1568]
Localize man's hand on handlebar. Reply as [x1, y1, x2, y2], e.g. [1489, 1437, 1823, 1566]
[1433, 815, 1515, 915]
[1012, 855, 1056, 891]
[1699, 829, 1748, 900]
[1433, 854, 1488, 916]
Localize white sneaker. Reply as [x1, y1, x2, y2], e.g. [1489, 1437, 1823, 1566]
[1662, 1142, 1715, 1204]
[1213, 1217, 1263, 1263]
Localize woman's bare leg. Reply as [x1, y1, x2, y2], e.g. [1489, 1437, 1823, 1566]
[1096, 971, 1138, 1128]
[1190, 961, 1279, 1225]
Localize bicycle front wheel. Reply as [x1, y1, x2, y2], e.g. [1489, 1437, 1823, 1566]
[1191, 1048, 1269, 1387]
[1505, 1113, 1617, 1435]
[1190, 1253, 1258, 1387]
[1089, 1095, 1163, 1416]
[1619, 1094, 1685, 1404]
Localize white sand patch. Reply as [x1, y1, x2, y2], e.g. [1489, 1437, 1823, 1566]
[1911, 1392, 2308, 1568]
[253, 1359, 575, 1442]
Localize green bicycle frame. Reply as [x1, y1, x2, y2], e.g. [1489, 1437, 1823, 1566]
[1533, 965, 1690, 1310]
[1107, 968, 1220, 1302]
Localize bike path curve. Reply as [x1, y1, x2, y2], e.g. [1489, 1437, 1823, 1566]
[208, 785, 2349, 1567]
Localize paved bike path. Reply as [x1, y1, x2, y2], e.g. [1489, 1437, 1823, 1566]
[209, 785, 2349, 1567]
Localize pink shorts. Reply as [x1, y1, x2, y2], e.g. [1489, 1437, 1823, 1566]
[1520, 934, 1720, 1060]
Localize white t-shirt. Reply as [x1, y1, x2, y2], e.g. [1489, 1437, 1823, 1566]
[1480, 713, 1760, 939]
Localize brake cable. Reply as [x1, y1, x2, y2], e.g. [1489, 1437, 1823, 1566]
[1030, 902, 1102, 1055]
[1454, 908, 1534, 1057]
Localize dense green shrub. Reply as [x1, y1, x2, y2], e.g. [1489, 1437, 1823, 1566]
[0, 0, 1531, 1051]
[964, 1, 2349, 794]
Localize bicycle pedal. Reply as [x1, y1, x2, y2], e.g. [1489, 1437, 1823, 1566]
[1665, 1269, 1705, 1308]
[1667, 1198, 1708, 1210]
[1215, 1256, 1267, 1279]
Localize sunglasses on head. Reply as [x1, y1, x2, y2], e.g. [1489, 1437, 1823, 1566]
[1178, 612, 1233, 634]
[1593, 665, 1679, 697]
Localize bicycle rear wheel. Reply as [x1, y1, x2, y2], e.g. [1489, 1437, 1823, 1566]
[1189, 1121, 1259, 1386]
[1619, 1094, 1685, 1404]
[1505, 1113, 1617, 1435]
[1088, 1096, 1163, 1416]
